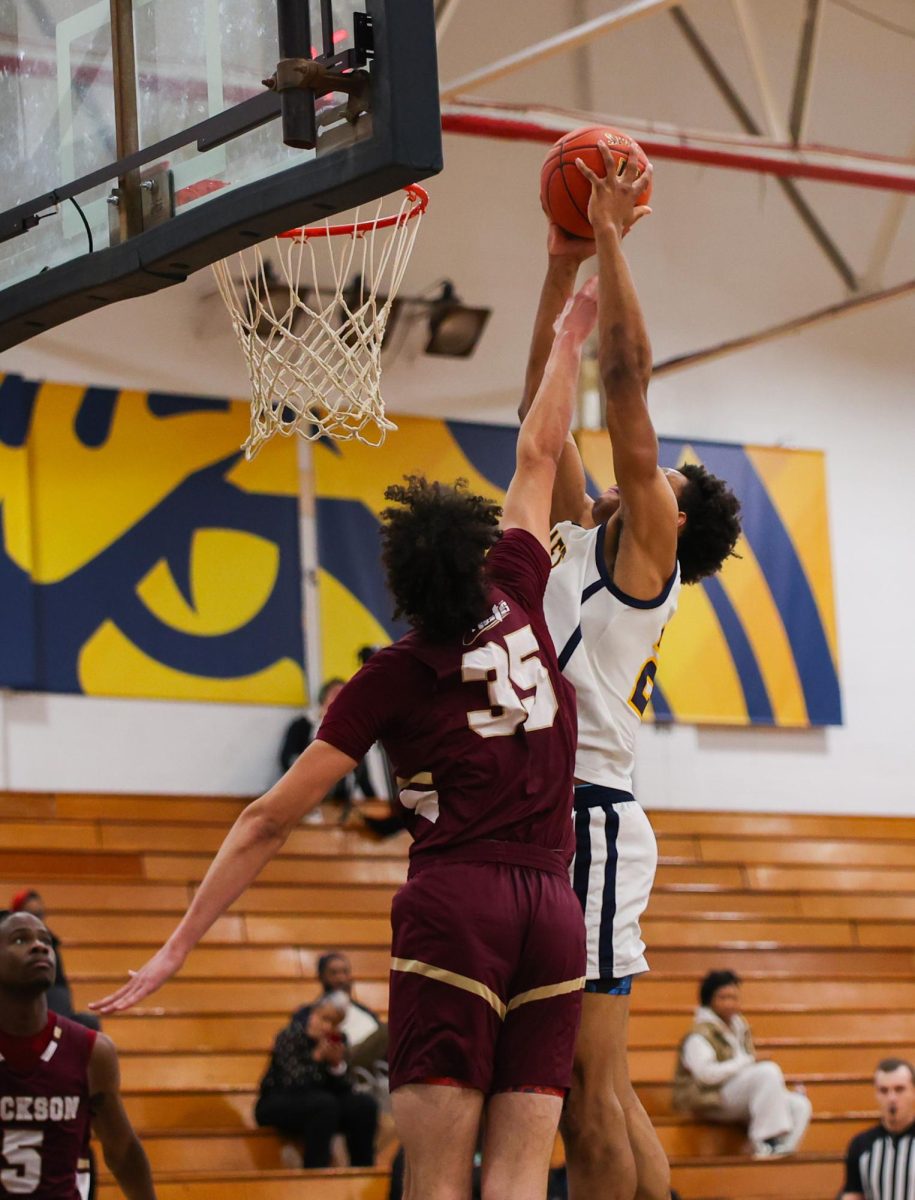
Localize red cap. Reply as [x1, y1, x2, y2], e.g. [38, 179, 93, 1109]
[10, 889, 33, 912]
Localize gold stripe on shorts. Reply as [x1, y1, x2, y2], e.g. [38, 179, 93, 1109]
[391, 957, 507, 1019]
[395, 771, 434, 788]
[506, 976, 586, 1013]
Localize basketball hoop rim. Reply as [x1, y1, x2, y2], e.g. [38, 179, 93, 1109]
[278, 184, 429, 241]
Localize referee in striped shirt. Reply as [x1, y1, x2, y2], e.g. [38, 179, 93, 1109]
[842, 1059, 915, 1200]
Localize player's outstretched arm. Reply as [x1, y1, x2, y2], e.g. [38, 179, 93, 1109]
[577, 140, 677, 596]
[519, 227, 595, 528]
[89, 1034, 157, 1199]
[503, 279, 597, 549]
[90, 739, 357, 1012]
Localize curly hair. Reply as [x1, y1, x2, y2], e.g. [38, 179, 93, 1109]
[677, 463, 742, 585]
[380, 476, 502, 642]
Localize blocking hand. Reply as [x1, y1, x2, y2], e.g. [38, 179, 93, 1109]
[554, 275, 598, 342]
[576, 138, 652, 239]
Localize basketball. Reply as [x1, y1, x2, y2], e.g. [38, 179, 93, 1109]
[540, 125, 652, 239]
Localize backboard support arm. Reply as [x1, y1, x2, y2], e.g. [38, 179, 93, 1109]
[275, 0, 317, 149]
[109, 0, 144, 240]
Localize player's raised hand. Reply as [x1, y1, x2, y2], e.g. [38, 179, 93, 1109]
[554, 275, 598, 343]
[575, 137, 652, 239]
[547, 221, 596, 264]
[89, 940, 187, 1014]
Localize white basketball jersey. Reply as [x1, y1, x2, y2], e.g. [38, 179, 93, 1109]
[543, 521, 680, 791]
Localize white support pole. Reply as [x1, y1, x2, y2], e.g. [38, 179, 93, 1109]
[569, 0, 595, 114]
[863, 129, 915, 290]
[439, 0, 679, 100]
[435, 0, 464, 45]
[296, 439, 323, 720]
[789, 0, 826, 144]
[0, 691, 10, 791]
[731, 0, 789, 141]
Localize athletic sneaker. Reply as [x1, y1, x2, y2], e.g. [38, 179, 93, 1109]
[752, 1138, 792, 1160]
[751, 1141, 776, 1159]
[777, 1092, 813, 1155]
[279, 1142, 304, 1169]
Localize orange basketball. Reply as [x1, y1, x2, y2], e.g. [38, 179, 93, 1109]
[539, 125, 652, 239]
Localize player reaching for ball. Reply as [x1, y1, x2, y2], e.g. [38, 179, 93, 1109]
[89, 282, 604, 1200]
[521, 136, 742, 1200]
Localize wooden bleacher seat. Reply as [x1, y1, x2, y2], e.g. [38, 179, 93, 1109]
[4, 790, 913, 1199]
[695, 837, 915, 868]
[670, 1154, 843, 1199]
[96, 1167, 389, 1199]
[120, 1090, 258, 1131]
[92, 1044, 913, 1096]
[94, 1118, 874, 1172]
[649, 809, 915, 840]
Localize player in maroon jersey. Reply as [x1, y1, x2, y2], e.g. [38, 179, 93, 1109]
[0, 910, 156, 1199]
[91, 282, 598, 1199]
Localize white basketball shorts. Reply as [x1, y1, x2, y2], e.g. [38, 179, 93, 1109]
[571, 784, 659, 982]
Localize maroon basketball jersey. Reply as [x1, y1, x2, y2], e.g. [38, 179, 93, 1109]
[0, 1013, 95, 1199]
[319, 528, 578, 865]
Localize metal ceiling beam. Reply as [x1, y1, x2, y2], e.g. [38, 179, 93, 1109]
[789, 0, 824, 145]
[441, 101, 915, 194]
[653, 277, 915, 377]
[731, 0, 788, 140]
[570, 0, 596, 114]
[863, 127, 915, 289]
[434, 0, 464, 44]
[439, 0, 679, 100]
[670, 4, 858, 292]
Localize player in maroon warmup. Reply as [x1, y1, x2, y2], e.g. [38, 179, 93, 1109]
[92, 281, 599, 1200]
[0, 911, 155, 1199]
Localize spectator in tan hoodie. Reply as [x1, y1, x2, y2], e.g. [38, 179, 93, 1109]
[673, 970, 811, 1159]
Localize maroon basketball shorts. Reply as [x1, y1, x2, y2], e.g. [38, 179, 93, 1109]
[388, 859, 586, 1095]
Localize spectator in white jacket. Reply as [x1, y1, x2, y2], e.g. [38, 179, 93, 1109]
[673, 970, 811, 1159]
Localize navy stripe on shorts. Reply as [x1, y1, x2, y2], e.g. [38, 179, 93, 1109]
[572, 783, 636, 981]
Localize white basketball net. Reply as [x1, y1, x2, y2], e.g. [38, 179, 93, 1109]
[213, 186, 427, 459]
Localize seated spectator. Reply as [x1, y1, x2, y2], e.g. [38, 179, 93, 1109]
[10, 889, 100, 1031]
[280, 677, 392, 824]
[302, 952, 388, 1072]
[841, 1058, 915, 1200]
[255, 992, 378, 1169]
[280, 679, 343, 774]
[673, 969, 811, 1158]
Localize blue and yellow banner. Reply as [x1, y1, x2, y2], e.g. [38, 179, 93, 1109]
[0, 374, 305, 705]
[315, 417, 842, 728]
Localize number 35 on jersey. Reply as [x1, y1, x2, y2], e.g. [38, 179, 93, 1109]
[462, 625, 558, 737]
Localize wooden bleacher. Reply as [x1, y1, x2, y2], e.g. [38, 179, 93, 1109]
[3, 792, 914, 1199]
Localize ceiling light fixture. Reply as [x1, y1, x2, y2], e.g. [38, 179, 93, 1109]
[424, 280, 492, 358]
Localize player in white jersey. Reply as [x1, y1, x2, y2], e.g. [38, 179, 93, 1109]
[519, 141, 741, 1200]
[544, 519, 678, 982]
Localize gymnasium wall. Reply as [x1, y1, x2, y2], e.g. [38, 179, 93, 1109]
[0, 375, 305, 705]
[0, 377, 306, 796]
[0, 294, 911, 813]
[633, 296, 914, 816]
[1, 0, 912, 815]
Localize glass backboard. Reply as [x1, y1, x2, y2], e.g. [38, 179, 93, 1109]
[0, 0, 441, 348]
